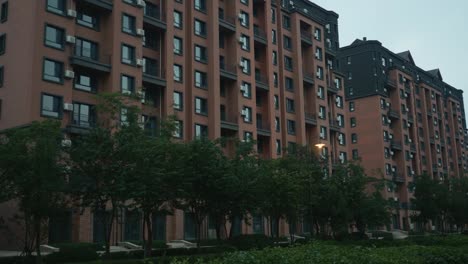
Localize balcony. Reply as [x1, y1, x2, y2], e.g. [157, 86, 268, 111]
[390, 140, 403, 150]
[408, 114, 414, 123]
[388, 109, 400, 119]
[256, 122, 271, 137]
[143, 5, 166, 30]
[329, 119, 341, 132]
[385, 78, 397, 89]
[218, 15, 236, 32]
[410, 143, 416, 152]
[143, 62, 166, 87]
[66, 114, 96, 135]
[220, 62, 237, 81]
[404, 83, 411, 94]
[300, 30, 313, 46]
[70, 47, 111, 73]
[305, 112, 317, 125]
[255, 73, 269, 91]
[430, 137, 435, 144]
[220, 116, 238, 131]
[303, 72, 314, 86]
[327, 85, 339, 94]
[393, 174, 405, 183]
[253, 26, 267, 45]
[82, 0, 113, 11]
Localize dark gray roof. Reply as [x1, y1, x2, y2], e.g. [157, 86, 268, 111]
[427, 69, 443, 81]
[396, 51, 415, 65]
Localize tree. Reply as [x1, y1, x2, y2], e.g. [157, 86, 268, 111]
[411, 174, 442, 230]
[175, 139, 229, 248]
[0, 120, 68, 264]
[447, 177, 468, 231]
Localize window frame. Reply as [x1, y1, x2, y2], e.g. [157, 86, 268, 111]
[40, 93, 63, 119]
[42, 58, 64, 84]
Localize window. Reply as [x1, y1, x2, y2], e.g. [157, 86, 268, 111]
[271, 8, 276, 23]
[44, 25, 64, 49]
[241, 0, 249, 5]
[174, 37, 183, 55]
[73, 102, 95, 127]
[239, 34, 250, 51]
[272, 51, 277, 65]
[244, 131, 253, 142]
[0, 66, 3, 88]
[173, 120, 183, 138]
[349, 102, 355, 112]
[276, 140, 281, 154]
[0, 99, 2, 120]
[347, 56, 351, 64]
[318, 106, 326, 119]
[43, 59, 63, 83]
[0, 1, 7, 22]
[74, 73, 96, 92]
[273, 72, 278, 87]
[352, 149, 359, 160]
[0, 34, 5, 55]
[75, 38, 98, 60]
[338, 133, 346, 145]
[47, 0, 66, 15]
[240, 57, 250, 74]
[337, 114, 344, 127]
[195, 97, 207, 115]
[122, 14, 136, 35]
[173, 64, 183, 82]
[194, 45, 207, 63]
[274, 95, 279, 109]
[77, 11, 99, 29]
[347, 71, 352, 80]
[194, 0, 206, 12]
[121, 44, 135, 64]
[242, 106, 252, 122]
[334, 77, 342, 89]
[241, 82, 251, 98]
[282, 15, 290, 29]
[275, 117, 280, 131]
[195, 71, 207, 88]
[320, 126, 327, 139]
[271, 29, 277, 44]
[285, 77, 293, 91]
[284, 56, 293, 71]
[41, 94, 62, 118]
[283, 36, 292, 50]
[335, 96, 343, 108]
[352, 133, 357, 143]
[194, 19, 206, 37]
[317, 86, 325, 99]
[239, 11, 249, 27]
[121, 75, 135, 94]
[383, 131, 389, 141]
[195, 124, 208, 138]
[314, 27, 321, 41]
[316, 66, 323, 79]
[288, 142, 296, 154]
[174, 10, 182, 28]
[144, 30, 158, 50]
[120, 108, 129, 126]
[173, 91, 183, 110]
[350, 117, 356, 127]
[287, 120, 296, 135]
[315, 47, 322, 60]
[286, 98, 295, 113]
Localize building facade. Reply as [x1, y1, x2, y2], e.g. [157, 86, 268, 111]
[0, 0, 347, 248]
[339, 38, 467, 230]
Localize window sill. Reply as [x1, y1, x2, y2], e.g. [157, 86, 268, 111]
[42, 77, 64, 85]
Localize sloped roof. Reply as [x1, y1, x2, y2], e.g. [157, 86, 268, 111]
[427, 69, 443, 81]
[396, 51, 415, 65]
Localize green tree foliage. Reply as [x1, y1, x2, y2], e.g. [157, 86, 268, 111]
[0, 120, 68, 264]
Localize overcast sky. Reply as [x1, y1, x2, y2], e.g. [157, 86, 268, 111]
[311, 0, 468, 107]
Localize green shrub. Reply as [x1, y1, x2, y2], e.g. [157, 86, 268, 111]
[227, 234, 274, 250]
[45, 243, 99, 263]
[370, 230, 394, 241]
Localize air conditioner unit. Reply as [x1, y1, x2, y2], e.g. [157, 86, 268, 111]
[238, 36, 244, 43]
[67, 9, 77, 18]
[410, 154, 414, 159]
[325, 24, 330, 30]
[61, 139, 72, 147]
[136, 28, 145, 36]
[240, 84, 246, 93]
[315, 50, 320, 59]
[411, 170, 415, 175]
[403, 76, 407, 82]
[406, 107, 409, 112]
[136, 59, 144, 67]
[391, 167, 396, 172]
[431, 94, 435, 98]
[320, 132, 325, 138]
[136, 0, 146, 7]
[435, 134, 439, 139]
[238, 60, 244, 68]
[438, 163, 442, 167]
[388, 119, 392, 124]
[386, 102, 391, 107]
[63, 103, 73, 111]
[404, 93, 408, 98]
[238, 13, 244, 20]
[314, 31, 319, 39]
[241, 109, 247, 117]
[66, 35, 76, 44]
[394, 197, 398, 201]
[390, 151, 394, 156]
[316, 71, 321, 78]
[434, 120, 438, 125]
[384, 88, 388, 93]
[408, 138, 412, 143]
[389, 134, 393, 139]
[64, 70, 75, 79]
[408, 123, 411, 127]
[433, 107, 436, 113]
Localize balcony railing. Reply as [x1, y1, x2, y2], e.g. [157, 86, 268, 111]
[410, 143, 416, 152]
[329, 119, 341, 131]
[303, 72, 314, 85]
[385, 78, 397, 88]
[393, 174, 405, 183]
[305, 112, 317, 125]
[300, 30, 313, 45]
[255, 73, 269, 90]
[390, 140, 403, 150]
[218, 14, 236, 32]
[220, 61, 237, 80]
[144, 5, 166, 29]
[253, 27, 267, 44]
[220, 115, 239, 131]
[388, 109, 400, 119]
[70, 46, 111, 73]
[256, 122, 271, 136]
[82, 0, 113, 11]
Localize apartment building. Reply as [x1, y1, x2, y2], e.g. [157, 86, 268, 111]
[0, 0, 346, 248]
[339, 38, 467, 231]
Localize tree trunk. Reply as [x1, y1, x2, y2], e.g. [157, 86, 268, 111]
[144, 212, 152, 258]
[105, 208, 116, 255]
[34, 217, 42, 264]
